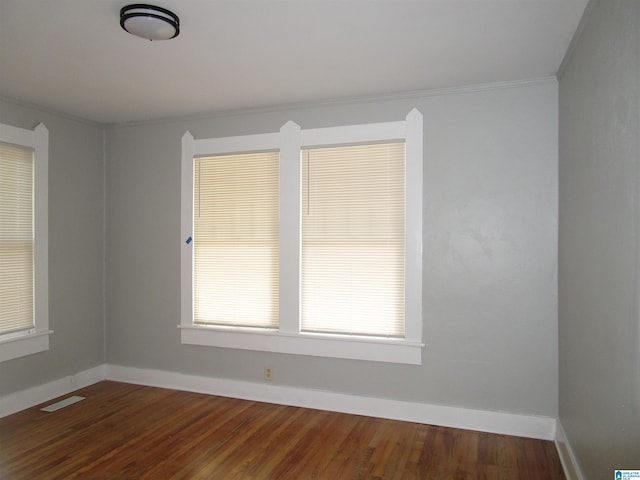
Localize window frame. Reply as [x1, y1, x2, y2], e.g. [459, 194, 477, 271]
[180, 110, 423, 365]
[0, 122, 50, 363]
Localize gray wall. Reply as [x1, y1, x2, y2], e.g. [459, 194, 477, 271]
[106, 80, 559, 417]
[559, 0, 640, 477]
[0, 99, 105, 395]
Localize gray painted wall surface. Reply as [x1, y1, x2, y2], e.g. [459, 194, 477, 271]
[559, 0, 640, 477]
[0, 99, 105, 395]
[106, 81, 559, 417]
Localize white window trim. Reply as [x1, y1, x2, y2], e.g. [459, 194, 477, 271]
[180, 110, 423, 365]
[0, 122, 50, 363]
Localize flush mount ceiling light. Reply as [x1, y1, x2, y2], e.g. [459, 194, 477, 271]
[120, 4, 180, 41]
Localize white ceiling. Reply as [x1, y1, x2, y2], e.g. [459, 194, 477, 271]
[0, 0, 588, 125]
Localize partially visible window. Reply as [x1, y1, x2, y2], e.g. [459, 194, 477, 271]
[0, 142, 34, 334]
[0, 122, 49, 363]
[301, 142, 405, 337]
[193, 151, 279, 329]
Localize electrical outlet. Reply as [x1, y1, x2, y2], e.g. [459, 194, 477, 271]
[264, 366, 273, 381]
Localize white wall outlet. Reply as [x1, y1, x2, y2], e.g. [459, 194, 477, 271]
[264, 366, 273, 381]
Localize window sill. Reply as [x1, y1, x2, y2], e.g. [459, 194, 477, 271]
[179, 325, 423, 365]
[0, 330, 52, 363]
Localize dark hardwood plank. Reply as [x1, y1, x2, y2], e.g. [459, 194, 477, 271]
[0, 381, 565, 479]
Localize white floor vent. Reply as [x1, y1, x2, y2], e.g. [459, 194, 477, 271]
[41, 396, 85, 412]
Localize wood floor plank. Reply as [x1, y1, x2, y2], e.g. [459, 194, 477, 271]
[0, 381, 565, 479]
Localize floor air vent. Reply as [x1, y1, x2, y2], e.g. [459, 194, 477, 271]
[41, 396, 85, 412]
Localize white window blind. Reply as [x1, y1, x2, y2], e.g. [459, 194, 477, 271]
[0, 141, 34, 334]
[193, 151, 279, 328]
[301, 142, 405, 337]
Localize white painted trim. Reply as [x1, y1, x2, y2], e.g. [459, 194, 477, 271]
[0, 122, 35, 147]
[0, 330, 52, 363]
[278, 121, 301, 335]
[179, 325, 423, 365]
[180, 132, 194, 329]
[105, 365, 556, 440]
[555, 420, 585, 480]
[404, 108, 423, 343]
[2, 363, 557, 442]
[300, 120, 406, 147]
[193, 131, 280, 156]
[0, 365, 105, 418]
[34, 123, 49, 338]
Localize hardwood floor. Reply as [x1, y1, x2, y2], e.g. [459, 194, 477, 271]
[0, 381, 565, 479]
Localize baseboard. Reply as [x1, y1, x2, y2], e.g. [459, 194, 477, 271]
[0, 363, 557, 441]
[105, 364, 557, 440]
[555, 420, 585, 480]
[0, 364, 105, 418]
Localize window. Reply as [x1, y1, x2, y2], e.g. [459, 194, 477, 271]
[181, 110, 423, 364]
[0, 122, 49, 363]
[301, 142, 406, 337]
[193, 151, 279, 328]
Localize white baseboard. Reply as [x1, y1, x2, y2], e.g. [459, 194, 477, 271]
[1, 363, 557, 441]
[0, 364, 105, 418]
[105, 364, 557, 440]
[555, 420, 585, 480]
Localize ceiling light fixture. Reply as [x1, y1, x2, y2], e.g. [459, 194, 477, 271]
[120, 4, 180, 41]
